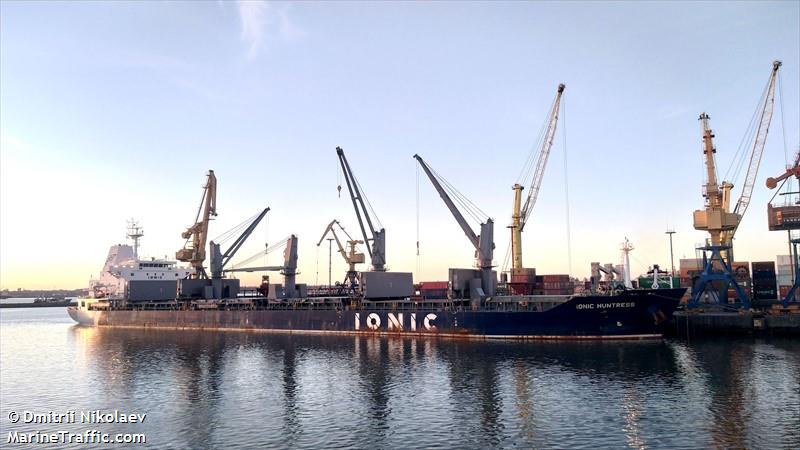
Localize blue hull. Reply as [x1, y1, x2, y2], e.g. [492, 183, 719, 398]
[69, 289, 684, 340]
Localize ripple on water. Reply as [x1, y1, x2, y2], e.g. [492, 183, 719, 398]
[1, 309, 798, 449]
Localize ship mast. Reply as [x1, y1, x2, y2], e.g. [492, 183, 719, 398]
[620, 237, 634, 289]
[127, 219, 144, 260]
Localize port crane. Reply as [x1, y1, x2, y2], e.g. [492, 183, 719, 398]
[336, 147, 386, 271]
[690, 60, 782, 308]
[176, 170, 217, 278]
[510, 83, 565, 274]
[317, 219, 365, 290]
[414, 154, 495, 296]
[766, 149, 800, 307]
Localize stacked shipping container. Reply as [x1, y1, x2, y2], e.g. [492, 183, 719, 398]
[751, 261, 777, 300]
[541, 274, 573, 295]
[418, 281, 448, 299]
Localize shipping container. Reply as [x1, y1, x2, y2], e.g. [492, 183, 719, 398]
[753, 286, 778, 300]
[731, 261, 751, 281]
[420, 281, 448, 290]
[421, 289, 448, 299]
[542, 274, 570, 282]
[726, 287, 751, 301]
[751, 261, 775, 272]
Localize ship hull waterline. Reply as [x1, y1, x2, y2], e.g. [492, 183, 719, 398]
[68, 289, 683, 341]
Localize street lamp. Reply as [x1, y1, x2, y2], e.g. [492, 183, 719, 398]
[666, 230, 676, 282]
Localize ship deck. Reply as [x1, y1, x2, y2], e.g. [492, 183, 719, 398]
[85, 294, 574, 313]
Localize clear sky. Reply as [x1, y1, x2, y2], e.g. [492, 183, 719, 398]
[1, 1, 798, 290]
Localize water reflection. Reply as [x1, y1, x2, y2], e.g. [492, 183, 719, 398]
[3, 311, 796, 450]
[281, 336, 299, 446]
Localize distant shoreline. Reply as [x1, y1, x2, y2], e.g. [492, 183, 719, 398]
[0, 300, 76, 309]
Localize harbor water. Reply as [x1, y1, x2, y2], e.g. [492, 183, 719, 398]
[1, 308, 798, 449]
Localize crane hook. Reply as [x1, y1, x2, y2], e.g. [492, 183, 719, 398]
[337, 185, 342, 198]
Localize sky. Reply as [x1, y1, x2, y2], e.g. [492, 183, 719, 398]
[1, 1, 799, 290]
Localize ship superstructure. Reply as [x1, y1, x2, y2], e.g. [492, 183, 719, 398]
[88, 221, 191, 300]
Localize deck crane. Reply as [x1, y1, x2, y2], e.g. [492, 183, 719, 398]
[226, 235, 300, 298]
[176, 170, 217, 278]
[510, 83, 565, 274]
[414, 154, 495, 296]
[317, 219, 365, 289]
[766, 149, 800, 307]
[209, 207, 270, 279]
[336, 146, 386, 271]
[690, 60, 782, 308]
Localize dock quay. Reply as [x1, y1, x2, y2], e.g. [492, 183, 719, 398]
[670, 306, 800, 337]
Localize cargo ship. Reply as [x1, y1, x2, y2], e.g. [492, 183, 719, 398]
[67, 222, 685, 340]
[68, 145, 685, 340]
[68, 289, 684, 340]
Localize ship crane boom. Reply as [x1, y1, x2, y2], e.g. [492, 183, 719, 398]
[336, 147, 386, 271]
[209, 207, 270, 279]
[414, 154, 495, 296]
[511, 83, 565, 271]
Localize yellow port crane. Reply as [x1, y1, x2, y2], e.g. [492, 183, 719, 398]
[693, 61, 781, 261]
[317, 219, 365, 289]
[692, 113, 739, 248]
[510, 83, 565, 274]
[690, 60, 782, 308]
[176, 170, 217, 278]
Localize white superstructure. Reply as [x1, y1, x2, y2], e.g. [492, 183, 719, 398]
[88, 221, 191, 299]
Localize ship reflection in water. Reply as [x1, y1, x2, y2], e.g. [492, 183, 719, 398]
[1, 309, 798, 449]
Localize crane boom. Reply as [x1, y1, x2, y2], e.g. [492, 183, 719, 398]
[209, 207, 270, 279]
[730, 60, 782, 224]
[414, 154, 479, 247]
[317, 220, 347, 256]
[176, 170, 217, 278]
[511, 83, 565, 271]
[336, 147, 386, 271]
[317, 219, 365, 288]
[520, 83, 565, 231]
[414, 154, 495, 296]
[317, 219, 365, 267]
